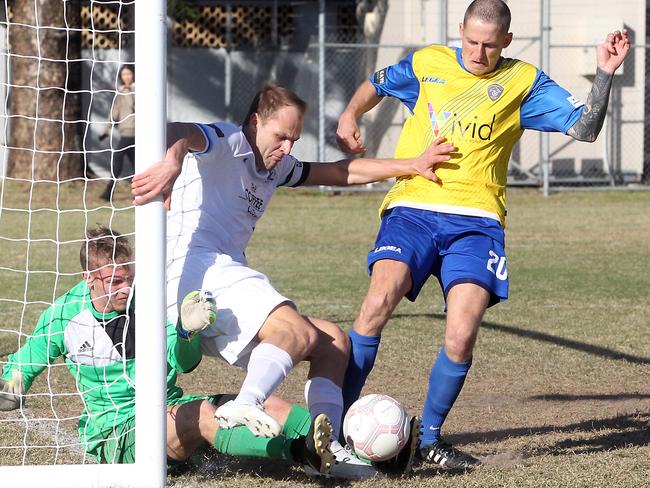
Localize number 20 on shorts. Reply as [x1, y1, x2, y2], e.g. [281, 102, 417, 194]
[486, 250, 508, 280]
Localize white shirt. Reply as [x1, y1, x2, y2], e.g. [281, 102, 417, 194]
[167, 122, 309, 264]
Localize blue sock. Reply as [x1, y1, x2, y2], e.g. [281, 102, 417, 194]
[420, 346, 472, 447]
[342, 329, 381, 416]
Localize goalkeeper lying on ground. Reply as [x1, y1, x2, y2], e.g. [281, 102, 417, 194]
[0, 225, 333, 475]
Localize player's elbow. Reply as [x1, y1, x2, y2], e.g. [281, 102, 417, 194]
[567, 126, 599, 143]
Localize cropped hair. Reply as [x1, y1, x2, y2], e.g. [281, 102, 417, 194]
[80, 225, 133, 272]
[242, 83, 307, 126]
[464, 0, 511, 33]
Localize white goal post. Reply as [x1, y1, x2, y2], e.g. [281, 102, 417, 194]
[0, 0, 167, 486]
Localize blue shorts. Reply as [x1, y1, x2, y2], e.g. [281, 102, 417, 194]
[367, 207, 509, 307]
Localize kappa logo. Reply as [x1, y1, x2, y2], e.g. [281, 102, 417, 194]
[487, 83, 504, 101]
[427, 103, 452, 137]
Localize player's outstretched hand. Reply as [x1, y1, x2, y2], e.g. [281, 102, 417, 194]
[415, 137, 457, 183]
[597, 29, 630, 74]
[177, 290, 217, 341]
[0, 371, 24, 411]
[131, 156, 183, 211]
[336, 111, 366, 154]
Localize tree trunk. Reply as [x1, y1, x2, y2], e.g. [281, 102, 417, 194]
[7, 0, 82, 181]
[356, 0, 388, 79]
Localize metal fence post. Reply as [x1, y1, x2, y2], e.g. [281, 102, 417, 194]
[541, 0, 551, 196]
[318, 0, 326, 162]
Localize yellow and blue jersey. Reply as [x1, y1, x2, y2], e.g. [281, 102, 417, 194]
[371, 45, 584, 225]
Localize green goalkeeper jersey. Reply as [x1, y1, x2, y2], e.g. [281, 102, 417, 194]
[1, 280, 201, 454]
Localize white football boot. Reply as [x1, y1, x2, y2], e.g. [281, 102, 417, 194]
[214, 400, 281, 437]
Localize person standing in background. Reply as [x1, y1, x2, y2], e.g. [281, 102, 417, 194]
[99, 64, 135, 201]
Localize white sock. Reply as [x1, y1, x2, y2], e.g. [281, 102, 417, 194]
[234, 343, 293, 406]
[305, 377, 344, 438]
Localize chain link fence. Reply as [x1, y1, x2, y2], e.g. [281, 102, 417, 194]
[158, 1, 649, 190]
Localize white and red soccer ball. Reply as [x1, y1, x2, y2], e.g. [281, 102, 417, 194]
[342, 394, 410, 462]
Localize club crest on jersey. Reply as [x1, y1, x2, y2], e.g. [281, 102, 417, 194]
[487, 83, 504, 101]
[427, 103, 452, 137]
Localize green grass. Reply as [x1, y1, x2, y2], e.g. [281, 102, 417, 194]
[0, 181, 649, 486]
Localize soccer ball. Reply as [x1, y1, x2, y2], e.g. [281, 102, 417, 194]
[342, 394, 410, 462]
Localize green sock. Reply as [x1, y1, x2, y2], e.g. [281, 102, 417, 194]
[212, 405, 312, 462]
[213, 426, 294, 461]
[281, 405, 311, 439]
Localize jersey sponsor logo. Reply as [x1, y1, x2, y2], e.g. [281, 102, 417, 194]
[421, 76, 446, 85]
[240, 183, 265, 218]
[566, 95, 584, 108]
[450, 114, 497, 141]
[373, 245, 402, 254]
[487, 83, 504, 101]
[78, 340, 93, 354]
[244, 189, 264, 211]
[374, 68, 387, 84]
[429, 103, 497, 141]
[428, 103, 452, 137]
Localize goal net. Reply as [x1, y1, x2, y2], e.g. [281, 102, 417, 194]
[0, 1, 167, 486]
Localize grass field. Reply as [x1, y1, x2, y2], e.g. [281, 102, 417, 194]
[1, 181, 649, 487]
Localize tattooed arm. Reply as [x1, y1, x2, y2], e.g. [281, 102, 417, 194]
[567, 69, 613, 142]
[567, 29, 630, 143]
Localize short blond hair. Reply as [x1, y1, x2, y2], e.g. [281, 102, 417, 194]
[464, 0, 511, 33]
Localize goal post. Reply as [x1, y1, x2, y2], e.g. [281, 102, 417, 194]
[0, 0, 167, 486]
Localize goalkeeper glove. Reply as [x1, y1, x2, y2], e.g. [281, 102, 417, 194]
[0, 370, 24, 411]
[177, 290, 217, 341]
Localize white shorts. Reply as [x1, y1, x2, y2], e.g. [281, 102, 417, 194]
[167, 251, 292, 366]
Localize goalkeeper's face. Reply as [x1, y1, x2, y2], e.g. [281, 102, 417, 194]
[88, 262, 134, 314]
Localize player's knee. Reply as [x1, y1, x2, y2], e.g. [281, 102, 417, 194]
[328, 322, 350, 355]
[283, 318, 319, 359]
[445, 332, 476, 362]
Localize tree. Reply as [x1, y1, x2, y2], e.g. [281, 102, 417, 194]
[7, 0, 82, 181]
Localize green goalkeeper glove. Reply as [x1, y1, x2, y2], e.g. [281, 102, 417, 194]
[177, 290, 217, 341]
[0, 370, 24, 411]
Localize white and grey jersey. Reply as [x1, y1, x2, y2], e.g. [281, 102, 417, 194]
[167, 121, 310, 263]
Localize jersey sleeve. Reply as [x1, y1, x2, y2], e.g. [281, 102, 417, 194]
[276, 156, 311, 187]
[369, 54, 420, 113]
[1, 306, 66, 392]
[520, 70, 585, 133]
[166, 320, 201, 374]
[192, 122, 228, 158]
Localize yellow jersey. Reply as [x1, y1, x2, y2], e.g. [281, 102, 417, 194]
[371, 46, 583, 225]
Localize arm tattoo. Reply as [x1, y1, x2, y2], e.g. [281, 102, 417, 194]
[567, 68, 614, 142]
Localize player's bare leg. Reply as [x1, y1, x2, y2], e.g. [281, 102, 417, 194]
[444, 283, 489, 362]
[167, 399, 218, 461]
[418, 283, 489, 471]
[354, 259, 412, 336]
[168, 397, 335, 475]
[216, 304, 352, 440]
[342, 259, 411, 413]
